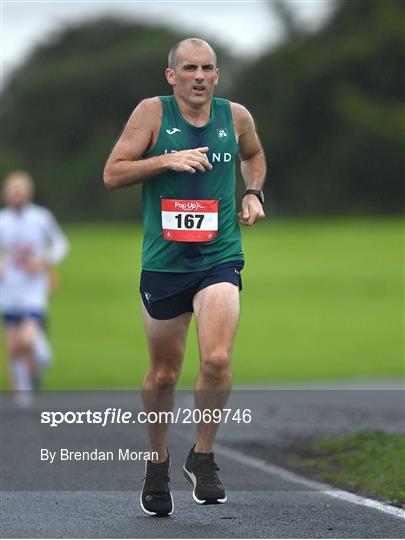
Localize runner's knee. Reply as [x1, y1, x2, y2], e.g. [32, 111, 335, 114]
[18, 321, 38, 353]
[5, 339, 19, 358]
[18, 333, 35, 355]
[149, 367, 180, 389]
[200, 351, 230, 382]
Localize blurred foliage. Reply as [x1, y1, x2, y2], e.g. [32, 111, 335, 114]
[1, 19, 232, 219]
[236, 0, 405, 214]
[1, 0, 404, 219]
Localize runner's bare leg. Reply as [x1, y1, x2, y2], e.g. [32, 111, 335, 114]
[142, 304, 192, 462]
[19, 319, 41, 378]
[5, 319, 40, 390]
[193, 282, 240, 453]
[4, 325, 19, 390]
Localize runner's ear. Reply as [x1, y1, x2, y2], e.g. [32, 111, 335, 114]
[165, 68, 175, 87]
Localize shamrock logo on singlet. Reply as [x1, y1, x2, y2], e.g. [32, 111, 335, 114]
[217, 128, 228, 141]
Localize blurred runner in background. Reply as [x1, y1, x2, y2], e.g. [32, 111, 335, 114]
[0, 171, 69, 407]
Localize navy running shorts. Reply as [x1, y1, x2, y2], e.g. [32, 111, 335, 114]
[140, 260, 244, 320]
[2, 311, 45, 327]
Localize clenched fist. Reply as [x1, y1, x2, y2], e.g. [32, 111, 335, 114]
[238, 194, 265, 226]
[166, 147, 213, 174]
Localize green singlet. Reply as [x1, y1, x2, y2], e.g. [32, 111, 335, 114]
[142, 95, 243, 272]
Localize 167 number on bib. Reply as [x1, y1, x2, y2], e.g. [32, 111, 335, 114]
[161, 199, 218, 242]
[174, 213, 204, 229]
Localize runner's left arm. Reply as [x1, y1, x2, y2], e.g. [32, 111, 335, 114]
[44, 210, 70, 265]
[0, 214, 4, 279]
[24, 211, 69, 279]
[232, 103, 266, 226]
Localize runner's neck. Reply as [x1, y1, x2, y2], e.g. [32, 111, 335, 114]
[173, 95, 213, 127]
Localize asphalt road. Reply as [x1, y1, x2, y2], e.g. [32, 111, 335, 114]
[1, 383, 404, 538]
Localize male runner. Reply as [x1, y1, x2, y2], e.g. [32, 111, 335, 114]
[0, 171, 69, 406]
[104, 38, 266, 516]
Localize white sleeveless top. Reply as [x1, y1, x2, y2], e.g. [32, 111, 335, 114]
[0, 203, 69, 312]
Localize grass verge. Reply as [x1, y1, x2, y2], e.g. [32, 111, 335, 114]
[294, 430, 405, 508]
[1, 218, 403, 387]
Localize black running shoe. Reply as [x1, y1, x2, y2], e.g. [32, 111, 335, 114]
[140, 453, 173, 516]
[183, 445, 227, 504]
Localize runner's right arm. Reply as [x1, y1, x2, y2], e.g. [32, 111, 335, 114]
[103, 98, 212, 190]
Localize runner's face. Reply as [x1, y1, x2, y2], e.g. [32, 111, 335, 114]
[166, 44, 219, 106]
[4, 178, 33, 209]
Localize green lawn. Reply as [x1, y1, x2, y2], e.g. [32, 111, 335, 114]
[1, 218, 403, 388]
[295, 431, 405, 506]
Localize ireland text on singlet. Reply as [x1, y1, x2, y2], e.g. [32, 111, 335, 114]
[142, 95, 243, 272]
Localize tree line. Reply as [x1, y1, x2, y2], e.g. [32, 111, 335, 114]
[1, 0, 403, 220]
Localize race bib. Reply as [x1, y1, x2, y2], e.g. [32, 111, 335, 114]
[161, 199, 218, 242]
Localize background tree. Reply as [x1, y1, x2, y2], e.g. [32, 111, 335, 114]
[1, 1, 404, 219]
[236, 0, 404, 214]
[1, 19, 231, 219]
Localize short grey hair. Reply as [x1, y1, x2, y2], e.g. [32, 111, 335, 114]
[168, 38, 217, 70]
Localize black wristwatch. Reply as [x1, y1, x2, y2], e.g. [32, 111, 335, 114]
[244, 189, 264, 205]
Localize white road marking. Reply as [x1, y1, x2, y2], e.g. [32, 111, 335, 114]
[214, 442, 405, 520]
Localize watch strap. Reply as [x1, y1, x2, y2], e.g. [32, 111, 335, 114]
[244, 189, 264, 204]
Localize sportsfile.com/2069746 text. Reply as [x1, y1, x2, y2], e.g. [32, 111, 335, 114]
[40, 408, 253, 427]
